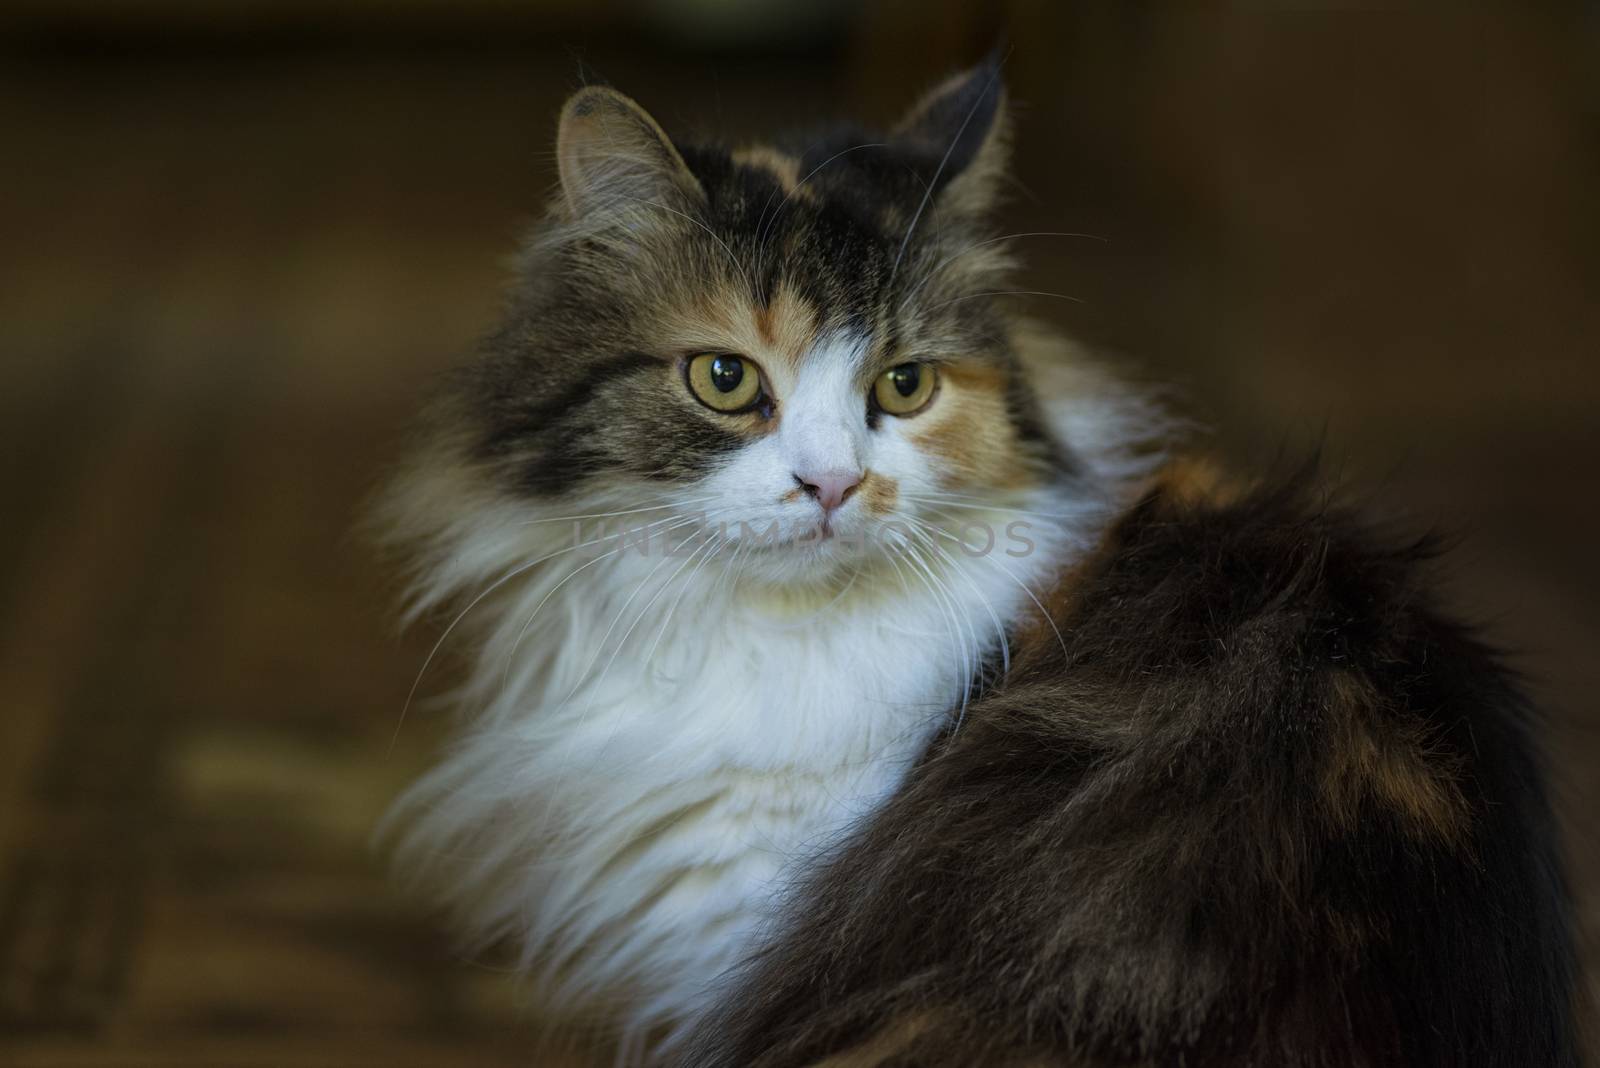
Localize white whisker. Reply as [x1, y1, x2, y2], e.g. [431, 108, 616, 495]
[911, 504, 1073, 665]
[905, 492, 1105, 523]
[611, 192, 754, 298]
[516, 496, 717, 527]
[390, 518, 684, 757]
[893, 532, 975, 723]
[640, 531, 727, 679]
[546, 525, 706, 719]
[889, 61, 1005, 287]
[923, 289, 1084, 313]
[497, 512, 703, 698]
[901, 515, 1011, 682]
[756, 141, 886, 271]
[901, 525, 990, 725]
[969, 536, 1070, 664]
[896, 231, 1106, 313]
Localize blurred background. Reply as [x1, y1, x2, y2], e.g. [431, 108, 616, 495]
[0, 1, 1596, 1064]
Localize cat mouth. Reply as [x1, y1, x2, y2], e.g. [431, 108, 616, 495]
[726, 520, 862, 557]
[759, 524, 837, 549]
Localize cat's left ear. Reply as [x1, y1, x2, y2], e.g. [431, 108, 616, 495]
[891, 56, 1009, 218]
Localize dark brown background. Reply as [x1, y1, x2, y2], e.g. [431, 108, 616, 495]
[1, 2, 1596, 1064]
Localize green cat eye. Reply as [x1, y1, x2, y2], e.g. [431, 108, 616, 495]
[686, 353, 763, 413]
[872, 362, 937, 416]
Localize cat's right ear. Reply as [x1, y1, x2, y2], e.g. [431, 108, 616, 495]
[556, 87, 702, 219]
[891, 56, 1009, 220]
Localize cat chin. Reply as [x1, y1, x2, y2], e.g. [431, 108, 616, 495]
[720, 531, 881, 587]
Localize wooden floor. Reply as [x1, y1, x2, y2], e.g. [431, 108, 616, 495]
[0, 8, 1596, 1063]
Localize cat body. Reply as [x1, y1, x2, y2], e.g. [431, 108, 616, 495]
[383, 58, 1579, 1066]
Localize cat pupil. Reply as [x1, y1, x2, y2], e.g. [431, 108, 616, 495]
[892, 364, 920, 397]
[711, 356, 743, 393]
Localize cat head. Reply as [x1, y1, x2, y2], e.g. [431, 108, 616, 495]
[449, 60, 1081, 585]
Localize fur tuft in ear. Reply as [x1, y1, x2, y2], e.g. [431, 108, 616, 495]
[556, 86, 702, 219]
[891, 57, 1009, 215]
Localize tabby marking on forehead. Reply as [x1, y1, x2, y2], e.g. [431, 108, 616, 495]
[758, 282, 821, 371]
[659, 278, 821, 377]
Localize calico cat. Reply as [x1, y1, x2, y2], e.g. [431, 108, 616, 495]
[381, 59, 1579, 1066]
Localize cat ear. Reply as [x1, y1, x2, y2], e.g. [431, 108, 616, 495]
[556, 86, 702, 219]
[891, 57, 1009, 217]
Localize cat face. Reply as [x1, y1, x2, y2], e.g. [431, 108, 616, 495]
[463, 62, 1068, 583]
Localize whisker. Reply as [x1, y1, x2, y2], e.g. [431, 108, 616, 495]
[896, 231, 1106, 313]
[923, 289, 1084, 314]
[905, 493, 1103, 523]
[566, 525, 717, 717]
[610, 192, 755, 299]
[910, 505, 1072, 665]
[902, 523, 991, 722]
[516, 496, 717, 527]
[901, 515, 1011, 681]
[640, 530, 727, 676]
[889, 59, 1006, 287]
[391, 519, 678, 756]
[756, 141, 886, 271]
[920, 543, 978, 724]
[974, 540, 1070, 665]
[875, 538, 945, 641]
[531, 534, 727, 804]
[894, 532, 975, 723]
[500, 513, 701, 696]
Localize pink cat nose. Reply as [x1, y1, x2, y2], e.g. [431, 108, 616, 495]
[794, 469, 863, 513]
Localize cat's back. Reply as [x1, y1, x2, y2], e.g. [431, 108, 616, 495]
[684, 462, 1581, 1067]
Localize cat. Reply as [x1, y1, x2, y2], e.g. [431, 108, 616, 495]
[380, 58, 1579, 1066]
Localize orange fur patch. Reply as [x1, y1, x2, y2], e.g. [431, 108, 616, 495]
[663, 281, 817, 369]
[1013, 455, 1239, 649]
[758, 282, 819, 371]
[1150, 455, 1247, 508]
[654, 279, 823, 439]
[857, 471, 899, 516]
[1011, 514, 1124, 664]
[910, 363, 1028, 491]
[1320, 670, 1469, 845]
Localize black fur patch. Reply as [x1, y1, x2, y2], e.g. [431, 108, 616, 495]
[462, 70, 1034, 501]
[679, 475, 1580, 1067]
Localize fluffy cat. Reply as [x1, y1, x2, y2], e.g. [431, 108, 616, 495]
[381, 59, 1578, 1066]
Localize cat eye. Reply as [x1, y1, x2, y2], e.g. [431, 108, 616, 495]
[872, 362, 938, 417]
[685, 353, 763, 413]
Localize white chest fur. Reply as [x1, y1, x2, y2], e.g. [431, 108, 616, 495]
[386, 335, 1160, 1054]
[388, 492, 1092, 1052]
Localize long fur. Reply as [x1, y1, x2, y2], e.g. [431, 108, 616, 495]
[378, 340, 1162, 1057]
[678, 471, 1581, 1067]
[379, 61, 1170, 1059]
[379, 60, 1578, 1067]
